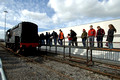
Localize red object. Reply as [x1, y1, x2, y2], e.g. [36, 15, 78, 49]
[59, 32, 64, 39]
[96, 28, 105, 36]
[20, 43, 39, 48]
[88, 28, 96, 37]
[105, 42, 108, 46]
[83, 29, 85, 31]
[67, 36, 72, 40]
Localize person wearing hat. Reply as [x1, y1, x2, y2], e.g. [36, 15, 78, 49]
[81, 29, 87, 47]
[70, 29, 77, 46]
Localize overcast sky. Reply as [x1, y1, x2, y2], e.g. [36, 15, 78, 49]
[0, 0, 120, 39]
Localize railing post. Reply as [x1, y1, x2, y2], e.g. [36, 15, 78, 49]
[86, 37, 89, 66]
[90, 49, 92, 61]
[46, 44, 47, 52]
[55, 45, 57, 54]
[69, 46, 71, 58]
[63, 38, 65, 58]
[49, 46, 51, 51]
[39, 46, 41, 52]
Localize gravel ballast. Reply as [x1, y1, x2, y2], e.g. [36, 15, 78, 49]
[0, 44, 117, 80]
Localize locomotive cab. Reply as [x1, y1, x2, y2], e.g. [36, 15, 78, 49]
[5, 22, 39, 54]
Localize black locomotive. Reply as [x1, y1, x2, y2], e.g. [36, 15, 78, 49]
[5, 22, 39, 53]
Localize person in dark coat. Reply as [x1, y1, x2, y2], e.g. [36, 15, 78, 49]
[39, 33, 45, 45]
[70, 29, 77, 46]
[96, 26, 105, 48]
[49, 32, 52, 46]
[51, 31, 58, 45]
[81, 29, 87, 47]
[106, 24, 117, 49]
[45, 32, 49, 45]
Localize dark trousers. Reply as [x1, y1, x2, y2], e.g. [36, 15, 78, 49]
[41, 40, 45, 45]
[72, 37, 77, 46]
[49, 39, 52, 46]
[82, 38, 86, 47]
[58, 39, 63, 45]
[97, 36, 103, 48]
[54, 38, 57, 45]
[46, 39, 49, 45]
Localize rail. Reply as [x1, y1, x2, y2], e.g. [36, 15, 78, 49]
[0, 58, 7, 80]
[39, 34, 120, 66]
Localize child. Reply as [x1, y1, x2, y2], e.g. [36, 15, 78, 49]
[67, 34, 72, 46]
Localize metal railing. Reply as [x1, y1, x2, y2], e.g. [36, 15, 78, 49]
[39, 34, 120, 66]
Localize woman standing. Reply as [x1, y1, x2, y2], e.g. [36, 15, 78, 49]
[81, 29, 87, 47]
[106, 24, 117, 49]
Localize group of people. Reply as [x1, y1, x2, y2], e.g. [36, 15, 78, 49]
[39, 24, 116, 49]
[39, 29, 64, 46]
[39, 29, 78, 46]
[80, 24, 116, 49]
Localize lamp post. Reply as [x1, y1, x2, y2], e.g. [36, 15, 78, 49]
[4, 11, 8, 40]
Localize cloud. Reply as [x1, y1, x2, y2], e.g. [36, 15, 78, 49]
[0, 0, 120, 39]
[0, 21, 13, 28]
[20, 9, 52, 29]
[21, 10, 51, 23]
[48, 0, 120, 24]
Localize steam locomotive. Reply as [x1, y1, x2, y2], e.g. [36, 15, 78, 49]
[5, 22, 39, 53]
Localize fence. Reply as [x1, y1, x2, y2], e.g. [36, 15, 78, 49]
[39, 34, 120, 66]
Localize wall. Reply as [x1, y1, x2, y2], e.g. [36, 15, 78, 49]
[38, 19, 120, 42]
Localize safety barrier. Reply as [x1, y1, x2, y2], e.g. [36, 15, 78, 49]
[40, 34, 120, 66]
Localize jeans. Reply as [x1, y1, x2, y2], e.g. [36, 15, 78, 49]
[41, 40, 45, 45]
[46, 39, 50, 45]
[49, 39, 52, 46]
[68, 40, 72, 46]
[82, 38, 86, 47]
[54, 38, 57, 45]
[58, 39, 63, 45]
[89, 36, 94, 47]
[108, 42, 113, 49]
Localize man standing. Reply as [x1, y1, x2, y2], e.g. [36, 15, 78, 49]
[96, 26, 105, 48]
[45, 32, 49, 45]
[88, 25, 96, 47]
[58, 29, 64, 45]
[81, 29, 87, 47]
[70, 29, 77, 46]
[51, 31, 58, 45]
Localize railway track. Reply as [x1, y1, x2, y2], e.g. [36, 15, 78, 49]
[42, 54, 120, 79]
[0, 44, 74, 80]
[0, 43, 120, 80]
